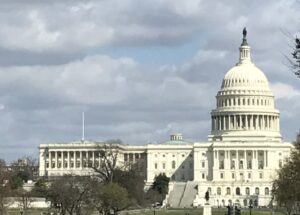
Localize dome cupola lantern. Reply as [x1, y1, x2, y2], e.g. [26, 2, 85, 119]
[238, 27, 251, 65]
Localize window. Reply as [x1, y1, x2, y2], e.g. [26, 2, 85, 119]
[265, 187, 270, 195]
[208, 187, 212, 194]
[258, 160, 263, 169]
[239, 160, 243, 169]
[255, 187, 260, 195]
[245, 187, 250, 195]
[162, 154, 165, 157]
[217, 187, 221, 195]
[172, 161, 176, 169]
[189, 162, 193, 169]
[232, 173, 235, 179]
[162, 163, 166, 169]
[247, 160, 252, 169]
[46, 162, 49, 168]
[259, 173, 263, 179]
[182, 154, 185, 158]
[240, 173, 244, 180]
[226, 187, 231, 195]
[202, 173, 205, 179]
[220, 173, 224, 179]
[231, 160, 235, 169]
[248, 173, 251, 179]
[202, 162, 205, 168]
[154, 163, 158, 169]
[236, 187, 241, 195]
[219, 160, 224, 169]
[181, 165, 185, 169]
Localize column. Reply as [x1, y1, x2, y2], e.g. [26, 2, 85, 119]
[266, 151, 268, 167]
[243, 150, 246, 170]
[233, 115, 236, 130]
[245, 115, 248, 129]
[67, 151, 70, 169]
[219, 116, 221, 131]
[80, 151, 82, 168]
[49, 151, 52, 169]
[74, 151, 77, 169]
[92, 151, 95, 167]
[61, 151, 64, 169]
[264, 151, 267, 168]
[212, 117, 214, 131]
[223, 116, 226, 130]
[250, 115, 253, 130]
[55, 151, 58, 169]
[253, 150, 257, 169]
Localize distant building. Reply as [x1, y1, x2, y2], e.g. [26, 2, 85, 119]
[39, 30, 293, 207]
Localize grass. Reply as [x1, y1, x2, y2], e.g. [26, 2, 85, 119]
[5, 207, 286, 215]
[122, 208, 286, 215]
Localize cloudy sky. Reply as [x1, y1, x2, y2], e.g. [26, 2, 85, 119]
[0, 0, 299, 161]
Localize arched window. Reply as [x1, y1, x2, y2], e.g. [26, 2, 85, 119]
[255, 187, 260, 195]
[265, 187, 270, 195]
[226, 187, 231, 195]
[245, 187, 250, 195]
[208, 187, 212, 194]
[172, 161, 176, 169]
[236, 187, 241, 195]
[217, 187, 221, 195]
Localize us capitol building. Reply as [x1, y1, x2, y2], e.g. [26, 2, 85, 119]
[39, 29, 294, 208]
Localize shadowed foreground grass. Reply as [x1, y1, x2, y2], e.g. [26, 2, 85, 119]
[122, 208, 286, 215]
[6, 208, 286, 215]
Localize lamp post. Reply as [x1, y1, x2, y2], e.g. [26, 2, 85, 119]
[249, 204, 253, 215]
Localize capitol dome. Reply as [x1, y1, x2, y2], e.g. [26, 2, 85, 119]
[208, 28, 281, 142]
[222, 64, 270, 91]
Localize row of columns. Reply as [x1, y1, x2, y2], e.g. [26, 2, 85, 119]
[46, 151, 145, 169]
[47, 151, 98, 169]
[217, 97, 273, 108]
[124, 153, 143, 163]
[213, 150, 268, 170]
[211, 114, 279, 131]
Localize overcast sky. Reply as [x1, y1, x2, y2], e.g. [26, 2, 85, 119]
[0, 0, 299, 162]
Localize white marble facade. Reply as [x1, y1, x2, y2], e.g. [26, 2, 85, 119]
[39, 32, 294, 207]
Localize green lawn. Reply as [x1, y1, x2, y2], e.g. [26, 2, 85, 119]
[122, 208, 286, 215]
[5, 208, 286, 215]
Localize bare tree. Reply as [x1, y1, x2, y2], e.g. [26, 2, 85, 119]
[16, 189, 34, 215]
[47, 175, 93, 215]
[0, 159, 12, 215]
[92, 140, 122, 183]
[291, 37, 300, 78]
